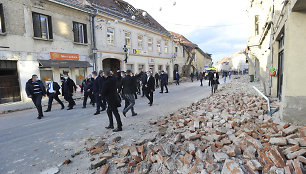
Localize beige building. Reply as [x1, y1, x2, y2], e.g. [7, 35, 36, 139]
[170, 31, 212, 78]
[90, 0, 174, 77]
[248, 0, 306, 125]
[0, 0, 93, 103]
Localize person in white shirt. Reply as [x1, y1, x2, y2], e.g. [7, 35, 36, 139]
[45, 78, 64, 112]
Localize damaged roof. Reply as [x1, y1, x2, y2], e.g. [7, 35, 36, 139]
[88, 0, 171, 36]
[169, 31, 198, 48]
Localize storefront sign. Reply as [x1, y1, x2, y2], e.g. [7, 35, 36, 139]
[50, 52, 79, 60]
[149, 58, 155, 63]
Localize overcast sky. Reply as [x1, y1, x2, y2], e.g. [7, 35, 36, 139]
[125, 0, 249, 64]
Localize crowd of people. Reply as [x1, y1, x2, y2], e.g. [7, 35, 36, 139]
[25, 69, 172, 132]
[25, 69, 227, 132]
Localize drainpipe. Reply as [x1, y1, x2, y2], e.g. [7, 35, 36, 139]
[91, 10, 97, 71]
[253, 86, 271, 115]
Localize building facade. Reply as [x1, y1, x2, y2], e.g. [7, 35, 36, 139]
[248, 0, 306, 125]
[90, 0, 174, 77]
[0, 0, 93, 103]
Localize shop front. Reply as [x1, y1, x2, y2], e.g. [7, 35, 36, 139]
[38, 52, 92, 90]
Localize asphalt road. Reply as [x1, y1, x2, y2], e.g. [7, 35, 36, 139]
[0, 81, 212, 174]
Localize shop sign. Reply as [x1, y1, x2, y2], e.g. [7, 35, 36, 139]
[149, 58, 155, 63]
[50, 52, 79, 60]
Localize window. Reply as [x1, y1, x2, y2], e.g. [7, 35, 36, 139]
[0, 4, 6, 33]
[32, 12, 53, 39]
[183, 48, 186, 57]
[138, 64, 144, 72]
[157, 40, 161, 53]
[138, 35, 143, 49]
[125, 32, 131, 47]
[255, 15, 259, 36]
[73, 22, 87, 43]
[164, 41, 168, 53]
[175, 47, 178, 53]
[126, 64, 134, 72]
[107, 28, 114, 44]
[148, 38, 153, 51]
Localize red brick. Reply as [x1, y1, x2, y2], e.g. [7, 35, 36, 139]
[298, 127, 306, 138]
[267, 148, 285, 168]
[258, 150, 274, 166]
[90, 147, 105, 155]
[293, 159, 303, 174]
[183, 153, 193, 165]
[98, 164, 110, 174]
[297, 156, 306, 164]
[284, 166, 292, 174]
[132, 155, 142, 163]
[128, 161, 137, 167]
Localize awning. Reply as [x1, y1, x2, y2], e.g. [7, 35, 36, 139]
[38, 59, 92, 68]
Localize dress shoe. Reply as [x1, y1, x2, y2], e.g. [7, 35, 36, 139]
[37, 116, 42, 119]
[94, 112, 100, 115]
[113, 127, 122, 132]
[132, 113, 138, 116]
[101, 108, 106, 111]
[105, 125, 114, 129]
[61, 106, 65, 110]
[159, 92, 163, 93]
[82, 106, 86, 109]
[150, 103, 153, 106]
[165, 91, 169, 93]
[122, 112, 127, 117]
[44, 110, 51, 112]
[67, 107, 73, 110]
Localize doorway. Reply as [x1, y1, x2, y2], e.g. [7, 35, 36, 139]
[277, 33, 284, 101]
[173, 64, 179, 79]
[0, 60, 21, 104]
[102, 58, 120, 73]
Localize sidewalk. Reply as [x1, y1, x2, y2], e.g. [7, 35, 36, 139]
[0, 92, 83, 115]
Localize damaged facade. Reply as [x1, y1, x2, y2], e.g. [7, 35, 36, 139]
[0, 0, 212, 104]
[247, 0, 306, 125]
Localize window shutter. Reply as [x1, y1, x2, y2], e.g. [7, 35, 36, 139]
[32, 12, 42, 38]
[0, 4, 6, 33]
[83, 24, 88, 43]
[47, 15, 53, 39]
[73, 22, 79, 43]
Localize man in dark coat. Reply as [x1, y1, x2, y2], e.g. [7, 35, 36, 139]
[62, 73, 76, 110]
[102, 71, 123, 132]
[120, 70, 137, 117]
[100, 70, 107, 111]
[208, 70, 213, 86]
[154, 72, 160, 88]
[81, 76, 94, 108]
[45, 78, 64, 112]
[175, 71, 180, 85]
[210, 71, 220, 94]
[25, 74, 46, 119]
[92, 71, 103, 115]
[141, 71, 147, 97]
[199, 72, 204, 87]
[159, 71, 168, 93]
[143, 71, 155, 106]
[190, 72, 194, 82]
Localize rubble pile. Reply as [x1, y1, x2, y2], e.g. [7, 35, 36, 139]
[87, 78, 306, 174]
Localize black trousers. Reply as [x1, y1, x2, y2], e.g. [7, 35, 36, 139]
[107, 104, 122, 128]
[156, 80, 159, 88]
[211, 84, 218, 93]
[32, 94, 43, 116]
[200, 79, 203, 86]
[208, 80, 211, 86]
[176, 79, 180, 85]
[161, 83, 168, 92]
[94, 93, 102, 112]
[47, 93, 64, 110]
[64, 93, 75, 108]
[83, 91, 94, 107]
[145, 91, 154, 104]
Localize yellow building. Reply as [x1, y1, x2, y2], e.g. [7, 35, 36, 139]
[248, 0, 306, 125]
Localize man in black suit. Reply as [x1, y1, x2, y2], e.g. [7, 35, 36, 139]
[99, 70, 107, 111]
[210, 71, 220, 94]
[92, 71, 103, 115]
[62, 73, 76, 110]
[143, 71, 155, 106]
[159, 71, 169, 93]
[81, 76, 94, 108]
[208, 70, 213, 86]
[45, 78, 64, 112]
[102, 71, 123, 132]
[25, 74, 46, 119]
[120, 70, 137, 117]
